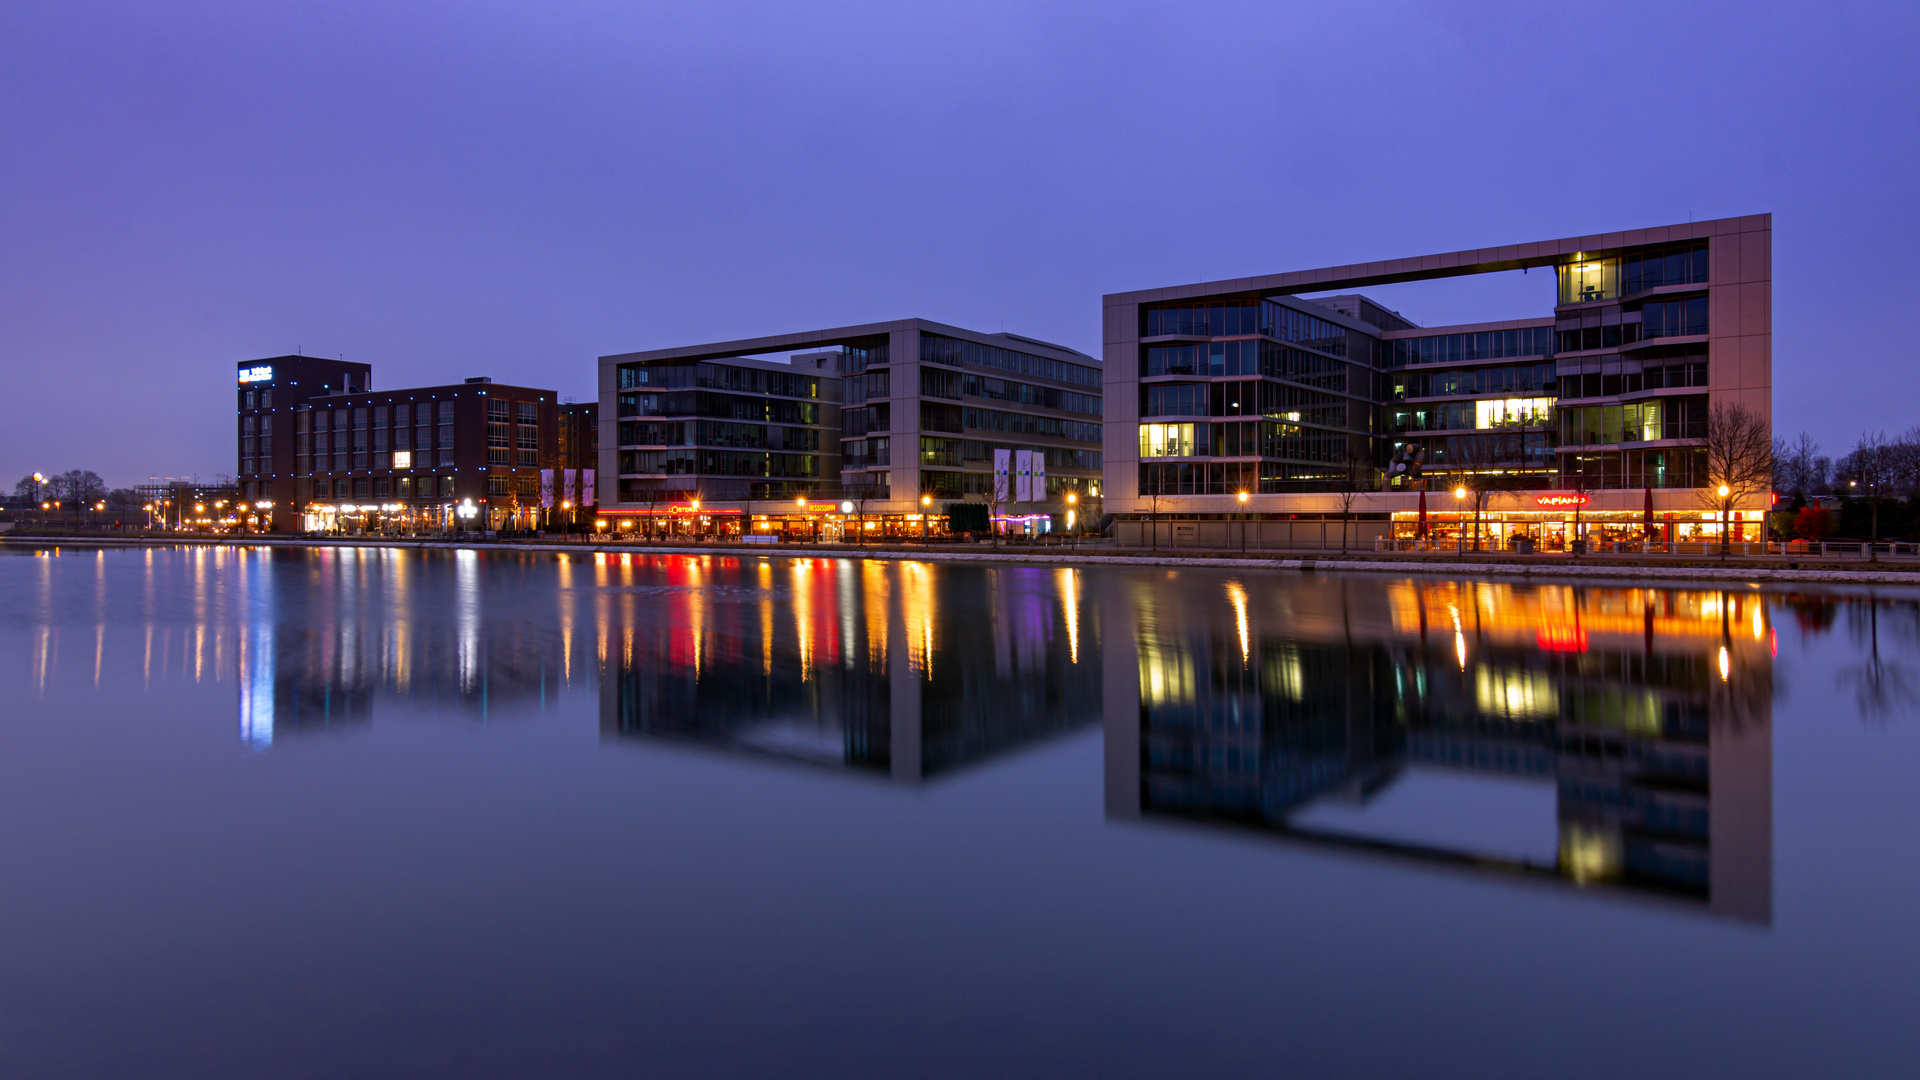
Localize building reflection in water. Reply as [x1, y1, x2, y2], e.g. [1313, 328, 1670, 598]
[1104, 576, 1775, 923]
[235, 547, 593, 745]
[599, 555, 1101, 783]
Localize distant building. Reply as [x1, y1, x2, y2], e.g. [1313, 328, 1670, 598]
[598, 319, 1104, 538]
[132, 479, 241, 530]
[234, 357, 585, 532]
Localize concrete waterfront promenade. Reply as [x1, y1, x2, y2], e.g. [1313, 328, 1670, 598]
[10, 533, 1920, 587]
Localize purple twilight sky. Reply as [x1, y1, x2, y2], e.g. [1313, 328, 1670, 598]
[1, 1, 1914, 488]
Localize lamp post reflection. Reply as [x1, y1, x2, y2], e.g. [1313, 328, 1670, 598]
[600, 559, 1101, 782]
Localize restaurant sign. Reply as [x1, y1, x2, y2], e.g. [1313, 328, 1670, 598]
[1535, 493, 1590, 508]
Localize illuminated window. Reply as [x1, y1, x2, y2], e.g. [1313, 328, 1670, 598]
[1557, 257, 1619, 305]
[1138, 422, 1199, 457]
[1473, 398, 1557, 429]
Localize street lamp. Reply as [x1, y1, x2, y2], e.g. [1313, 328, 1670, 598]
[1453, 485, 1467, 554]
[920, 493, 932, 544]
[1066, 491, 1079, 549]
[1236, 490, 1249, 552]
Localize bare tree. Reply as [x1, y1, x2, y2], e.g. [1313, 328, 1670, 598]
[1773, 432, 1826, 501]
[52, 469, 107, 507]
[846, 476, 882, 545]
[639, 485, 666, 542]
[1139, 464, 1169, 552]
[1699, 402, 1772, 560]
[1557, 458, 1596, 554]
[1332, 447, 1373, 554]
[1447, 431, 1527, 552]
[1837, 432, 1894, 559]
[1888, 427, 1920, 504]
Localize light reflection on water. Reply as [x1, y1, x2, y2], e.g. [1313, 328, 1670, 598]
[4, 544, 1920, 1077]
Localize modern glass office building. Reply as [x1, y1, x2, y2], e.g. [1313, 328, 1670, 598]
[598, 319, 1104, 538]
[1102, 216, 1772, 549]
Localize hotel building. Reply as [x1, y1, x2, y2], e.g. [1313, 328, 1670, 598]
[235, 357, 589, 533]
[1102, 215, 1772, 549]
[598, 319, 1104, 538]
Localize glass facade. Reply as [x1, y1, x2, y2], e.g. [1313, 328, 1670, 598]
[921, 333, 1101, 387]
[1142, 300, 1348, 357]
[1381, 327, 1554, 368]
[1640, 296, 1709, 340]
[1624, 243, 1708, 294]
[1391, 362, 1555, 400]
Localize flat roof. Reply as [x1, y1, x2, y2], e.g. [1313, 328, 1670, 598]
[599, 317, 1097, 366]
[1104, 214, 1769, 307]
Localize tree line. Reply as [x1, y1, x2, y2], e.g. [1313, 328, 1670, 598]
[1773, 429, 1920, 543]
[7, 470, 136, 510]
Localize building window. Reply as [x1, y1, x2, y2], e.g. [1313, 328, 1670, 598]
[373, 479, 390, 497]
[1473, 398, 1556, 429]
[488, 477, 511, 496]
[1624, 243, 1709, 294]
[1557, 258, 1619, 305]
[488, 399, 509, 421]
[398, 477, 412, 497]
[517, 423, 537, 465]
[1140, 423, 1200, 458]
[517, 401, 537, 421]
[1640, 297, 1709, 340]
[353, 479, 369, 497]
[517, 476, 538, 497]
[488, 422, 511, 465]
[439, 476, 454, 496]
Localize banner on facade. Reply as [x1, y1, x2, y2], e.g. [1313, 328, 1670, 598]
[561, 469, 576, 506]
[582, 469, 595, 506]
[1014, 450, 1033, 502]
[992, 449, 1011, 503]
[1031, 453, 1046, 502]
[539, 469, 555, 509]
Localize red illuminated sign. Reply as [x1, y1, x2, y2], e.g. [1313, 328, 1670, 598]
[1535, 493, 1589, 508]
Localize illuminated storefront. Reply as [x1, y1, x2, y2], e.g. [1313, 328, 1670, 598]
[1387, 491, 1765, 549]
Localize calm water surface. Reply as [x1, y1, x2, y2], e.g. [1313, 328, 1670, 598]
[2, 545, 1918, 1078]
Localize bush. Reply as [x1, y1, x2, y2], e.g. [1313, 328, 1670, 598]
[1793, 505, 1836, 541]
